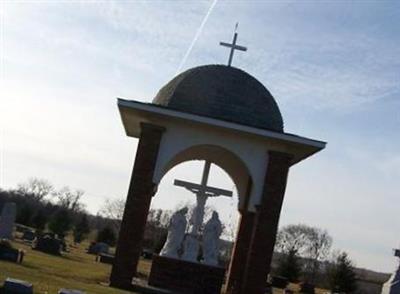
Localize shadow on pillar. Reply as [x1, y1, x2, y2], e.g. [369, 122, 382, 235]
[109, 123, 165, 290]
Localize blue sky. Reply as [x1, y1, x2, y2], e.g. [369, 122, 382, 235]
[1, 1, 399, 272]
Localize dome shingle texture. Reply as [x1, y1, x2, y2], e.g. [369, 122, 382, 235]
[152, 65, 284, 132]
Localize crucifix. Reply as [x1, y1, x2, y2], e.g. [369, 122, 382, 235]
[219, 23, 247, 67]
[174, 161, 232, 235]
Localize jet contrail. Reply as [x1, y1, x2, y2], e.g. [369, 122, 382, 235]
[176, 0, 218, 74]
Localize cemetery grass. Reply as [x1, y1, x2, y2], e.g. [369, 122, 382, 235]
[0, 239, 328, 294]
[0, 239, 151, 294]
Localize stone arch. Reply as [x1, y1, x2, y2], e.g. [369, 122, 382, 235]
[156, 144, 252, 209]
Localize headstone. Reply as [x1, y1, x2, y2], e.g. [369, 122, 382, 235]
[32, 233, 62, 255]
[97, 253, 114, 265]
[0, 240, 21, 263]
[269, 276, 289, 289]
[381, 248, 400, 294]
[300, 282, 315, 294]
[22, 231, 36, 242]
[3, 278, 33, 294]
[0, 202, 17, 240]
[58, 289, 86, 294]
[87, 242, 109, 255]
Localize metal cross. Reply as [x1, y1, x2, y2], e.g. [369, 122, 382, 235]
[219, 23, 247, 66]
[174, 161, 232, 235]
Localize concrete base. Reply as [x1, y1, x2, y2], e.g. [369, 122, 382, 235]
[148, 255, 225, 294]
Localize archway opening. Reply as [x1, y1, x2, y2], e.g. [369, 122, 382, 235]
[154, 144, 252, 210]
[151, 160, 240, 243]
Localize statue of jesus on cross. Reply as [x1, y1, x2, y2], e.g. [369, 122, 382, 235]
[174, 161, 232, 262]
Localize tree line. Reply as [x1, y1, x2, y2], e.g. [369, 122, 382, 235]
[275, 224, 357, 292]
[0, 177, 171, 249]
[0, 177, 357, 292]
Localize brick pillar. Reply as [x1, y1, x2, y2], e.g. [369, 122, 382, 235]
[110, 123, 165, 290]
[225, 211, 255, 294]
[225, 177, 254, 294]
[241, 151, 292, 294]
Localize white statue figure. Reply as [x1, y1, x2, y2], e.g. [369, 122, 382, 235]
[160, 207, 188, 259]
[202, 211, 222, 266]
[181, 233, 200, 262]
[381, 248, 400, 294]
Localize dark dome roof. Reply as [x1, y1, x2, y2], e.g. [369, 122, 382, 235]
[152, 65, 284, 132]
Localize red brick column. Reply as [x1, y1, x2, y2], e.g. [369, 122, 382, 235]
[225, 211, 255, 294]
[110, 123, 165, 290]
[241, 151, 292, 294]
[225, 178, 254, 294]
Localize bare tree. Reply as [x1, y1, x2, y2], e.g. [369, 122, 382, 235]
[17, 178, 53, 201]
[53, 186, 85, 212]
[98, 198, 126, 232]
[276, 224, 333, 283]
[275, 224, 313, 256]
[304, 228, 332, 283]
[147, 208, 171, 229]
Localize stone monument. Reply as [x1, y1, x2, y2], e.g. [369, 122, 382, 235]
[381, 248, 400, 294]
[0, 202, 17, 240]
[177, 160, 232, 262]
[148, 162, 229, 293]
[202, 211, 222, 266]
[159, 207, 188, 258]
[149, 205, 226, 293]
[3, 278, 33, 294]
[110, 24, 326, 294]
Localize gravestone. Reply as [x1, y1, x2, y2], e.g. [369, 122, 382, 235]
[22, 231, 36, 242]
[97, 253, 114, 265]
[3, 278, 33, 294]
[0, 239, 22, 263]
[300, 282, 315, 294]
[0, 202, 17, 240]
[87, 242, 109, 255]
[269, 276, 289, 289]
[32, 233, 62, 255]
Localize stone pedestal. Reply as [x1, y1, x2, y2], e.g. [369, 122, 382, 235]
[148, 255, 225, 294]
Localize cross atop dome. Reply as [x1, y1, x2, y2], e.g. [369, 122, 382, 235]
[219, 23, 247, 66]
